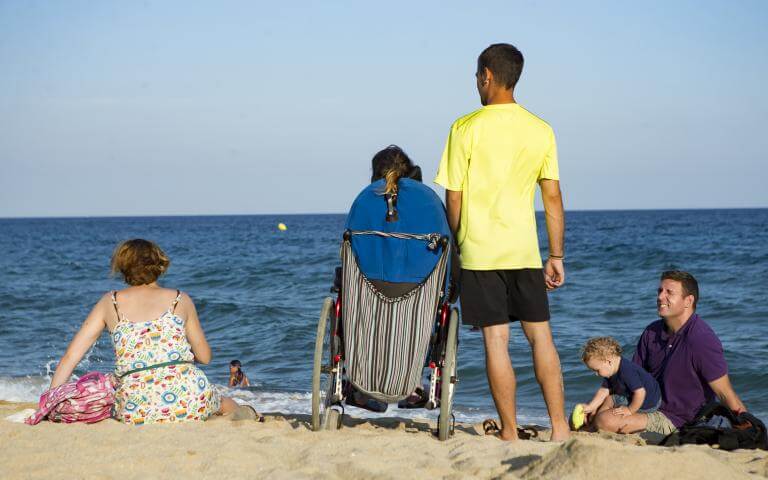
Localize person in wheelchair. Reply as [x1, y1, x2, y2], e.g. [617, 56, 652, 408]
[337, 145, 459, 412]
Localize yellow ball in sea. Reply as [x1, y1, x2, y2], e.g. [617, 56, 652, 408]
[277, 222, 287, 231]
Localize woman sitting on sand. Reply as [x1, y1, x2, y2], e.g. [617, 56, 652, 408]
[49, 239, 254, 424]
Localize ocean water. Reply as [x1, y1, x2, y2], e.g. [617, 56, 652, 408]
[1, 210, 766, 425]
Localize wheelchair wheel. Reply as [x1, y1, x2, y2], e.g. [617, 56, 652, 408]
[311, 297, 334, 431]
[322, 407, 342, 430]
[438, 307, 459, 441]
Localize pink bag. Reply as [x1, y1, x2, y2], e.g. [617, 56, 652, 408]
[26, 372, 116, 425]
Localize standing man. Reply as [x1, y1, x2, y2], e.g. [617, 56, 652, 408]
[435, 43, 570, 441]
[595, 271, 746, 435]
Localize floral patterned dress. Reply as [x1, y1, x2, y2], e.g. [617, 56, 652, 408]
[110, 290, 220, 425]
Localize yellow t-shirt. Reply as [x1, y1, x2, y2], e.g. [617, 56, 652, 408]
[434, 103, 559, 270]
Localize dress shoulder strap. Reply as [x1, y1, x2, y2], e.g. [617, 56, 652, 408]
[111, 291, 120, 316]
[110, 291, 126, 326]
[171, 289, 182, 314]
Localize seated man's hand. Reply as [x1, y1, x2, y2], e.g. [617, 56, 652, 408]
[610, 406, 632, 417]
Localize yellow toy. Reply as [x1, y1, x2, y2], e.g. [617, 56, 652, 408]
[571, 403, 586, 430]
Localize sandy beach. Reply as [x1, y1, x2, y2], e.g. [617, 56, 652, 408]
[1, 401, 766, 480]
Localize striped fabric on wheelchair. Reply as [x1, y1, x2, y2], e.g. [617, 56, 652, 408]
[340, 238, 449, 403]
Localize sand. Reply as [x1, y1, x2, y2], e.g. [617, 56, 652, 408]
[1, 401, 766, 480]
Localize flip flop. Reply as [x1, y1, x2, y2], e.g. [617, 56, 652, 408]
[483, 418, 500, 435]
[517, 425, 539, 440]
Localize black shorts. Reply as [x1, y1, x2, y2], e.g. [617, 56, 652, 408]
[460, 269, 550, 327]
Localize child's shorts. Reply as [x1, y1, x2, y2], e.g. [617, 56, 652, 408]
[611, 394, 661, 414]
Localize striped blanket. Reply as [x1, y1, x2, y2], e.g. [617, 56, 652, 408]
[341, 235, 448, 402]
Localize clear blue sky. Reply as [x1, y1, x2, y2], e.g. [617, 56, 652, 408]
[1, 1, 766, 217]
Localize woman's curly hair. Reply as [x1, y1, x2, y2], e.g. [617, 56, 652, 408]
[110, 239, 170, 286]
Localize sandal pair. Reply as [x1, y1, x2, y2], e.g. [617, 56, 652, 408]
[482, 419, 538, 440]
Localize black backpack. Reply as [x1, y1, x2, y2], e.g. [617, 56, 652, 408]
[662, 403, 768, 451]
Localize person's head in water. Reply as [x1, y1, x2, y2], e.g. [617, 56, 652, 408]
[229, 359, 249, 387]
[110, 239, 170, 286]
[229, 360, 242, 375]
[476, 43, 524, 106]
[371, 145, 422, 195]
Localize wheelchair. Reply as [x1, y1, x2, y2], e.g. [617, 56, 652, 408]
[311, 178, 459, 441]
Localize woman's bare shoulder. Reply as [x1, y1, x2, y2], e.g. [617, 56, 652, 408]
[174, 290, 197, 315]
[95, 291, 117, 309]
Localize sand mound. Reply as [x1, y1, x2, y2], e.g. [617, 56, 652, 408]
[520, 436, 757, 480]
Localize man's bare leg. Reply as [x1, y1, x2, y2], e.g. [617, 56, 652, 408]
[583, 393, 615, 431]
[594, 410, 648, 434]
[520, 320, 570, 441]
[482, 323, 519, 441]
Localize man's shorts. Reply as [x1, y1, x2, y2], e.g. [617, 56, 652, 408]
[644, 411, 677, 435]
[460, 269, 550, 327]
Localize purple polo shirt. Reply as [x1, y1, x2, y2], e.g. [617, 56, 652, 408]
[632, 314, 728, 428]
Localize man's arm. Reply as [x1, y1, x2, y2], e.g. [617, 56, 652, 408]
[709, 374, 747, 414]
[539, 179, 565, 289]
[445, 189, 462, 237]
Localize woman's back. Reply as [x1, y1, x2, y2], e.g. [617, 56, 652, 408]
[107, 286, 184, 327]
[110, 288, 194, 377]
[110, 287, 220, 425]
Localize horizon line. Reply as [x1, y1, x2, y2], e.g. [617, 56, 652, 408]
[1, 205, 767, 221]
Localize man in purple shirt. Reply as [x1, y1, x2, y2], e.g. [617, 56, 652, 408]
[594, 270, 746, 435]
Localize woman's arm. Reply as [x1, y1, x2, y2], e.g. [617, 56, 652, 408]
[49, 295, 109, 389]
[182, 293, 212, 364]
[242, 374, 250, 387]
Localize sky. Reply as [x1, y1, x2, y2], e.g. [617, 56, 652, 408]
[1, 0, 767, 217]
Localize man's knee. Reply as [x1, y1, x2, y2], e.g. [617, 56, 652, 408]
[522, 323, 555, 350]
[593, 412, 616, 432]
[482, 323, 510, 350]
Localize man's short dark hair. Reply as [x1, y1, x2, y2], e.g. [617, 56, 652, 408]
[661, 270, 699, 309]
[477, 43, 524, 90]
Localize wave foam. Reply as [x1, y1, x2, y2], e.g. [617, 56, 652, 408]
[1, 378, 548, 427]
[217, 386, 548, 426]
[0, 376, 49, 403]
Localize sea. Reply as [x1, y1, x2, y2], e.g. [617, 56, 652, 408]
[1, 209, 766, 426]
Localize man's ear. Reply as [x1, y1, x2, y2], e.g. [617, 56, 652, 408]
[684, 294, 695, 309]
[482, 67, 493, 85]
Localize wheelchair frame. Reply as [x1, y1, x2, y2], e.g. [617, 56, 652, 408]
[311, 233, 459, 441]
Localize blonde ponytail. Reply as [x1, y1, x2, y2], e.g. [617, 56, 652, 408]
[384, 169, 400, 195]
[382, 154, 410, 195]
